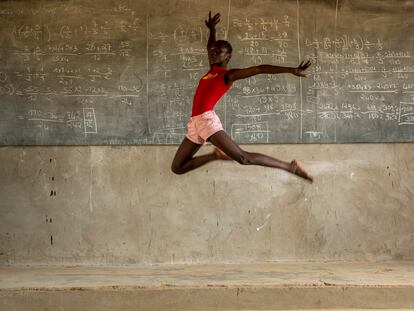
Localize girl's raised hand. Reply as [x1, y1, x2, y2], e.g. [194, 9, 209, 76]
[205, 11, 220, 29]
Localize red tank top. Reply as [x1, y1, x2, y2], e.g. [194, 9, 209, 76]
[191, 66, 232, 116]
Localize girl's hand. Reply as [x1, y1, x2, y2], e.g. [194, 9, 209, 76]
[293, 59, 313, 77]
[205, 11, 220, 29]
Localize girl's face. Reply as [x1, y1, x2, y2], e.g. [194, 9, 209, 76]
[209, 43, 231, 65]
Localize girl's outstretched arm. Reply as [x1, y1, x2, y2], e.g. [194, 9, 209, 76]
[225, 59, 313, 84]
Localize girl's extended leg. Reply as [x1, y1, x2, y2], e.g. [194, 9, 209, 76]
[171, 137, 227, 174]
[208, 130, 313, 182]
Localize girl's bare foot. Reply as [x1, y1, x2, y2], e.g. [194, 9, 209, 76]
[290, 160, 313, 183]
[214, 147, 232, 160]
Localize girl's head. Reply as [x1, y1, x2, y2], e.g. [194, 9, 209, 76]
[209, 40, 233, 66]
[216, 40, 232, 54]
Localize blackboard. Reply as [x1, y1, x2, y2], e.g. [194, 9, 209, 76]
[0, 0, 413, 145]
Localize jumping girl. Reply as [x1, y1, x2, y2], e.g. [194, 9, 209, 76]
[171, 11, 313, 183]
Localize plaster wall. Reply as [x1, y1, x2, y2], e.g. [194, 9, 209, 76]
[0, 144, 413, 265]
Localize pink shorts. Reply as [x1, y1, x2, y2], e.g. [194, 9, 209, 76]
[186, 110, 224, 145]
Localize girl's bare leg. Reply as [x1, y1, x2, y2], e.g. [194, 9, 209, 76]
[171, 137, 226, 174]
[208, 131, 313, 182]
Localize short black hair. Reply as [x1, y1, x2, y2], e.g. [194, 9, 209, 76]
[216, 40, 232, 54]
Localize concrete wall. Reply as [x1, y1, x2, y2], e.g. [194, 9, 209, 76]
[0, 144, 413, 265]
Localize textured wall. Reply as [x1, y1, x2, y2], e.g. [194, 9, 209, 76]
[0, 144, 413, 265]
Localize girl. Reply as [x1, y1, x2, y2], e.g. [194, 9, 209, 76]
[171, 12, 313, 182]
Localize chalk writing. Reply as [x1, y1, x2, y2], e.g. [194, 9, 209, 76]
[231, 121, 270, 143]
[17, 107, 98, 133]
[83, 108, 97, 133]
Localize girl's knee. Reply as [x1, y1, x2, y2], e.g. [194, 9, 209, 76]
[235, 151, 252, 165]
[171, 163, 184, 175]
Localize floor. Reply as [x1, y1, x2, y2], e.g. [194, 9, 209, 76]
[1, 261, 413, 310]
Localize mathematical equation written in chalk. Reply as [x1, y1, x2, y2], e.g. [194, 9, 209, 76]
[17, 107, 97, 133]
